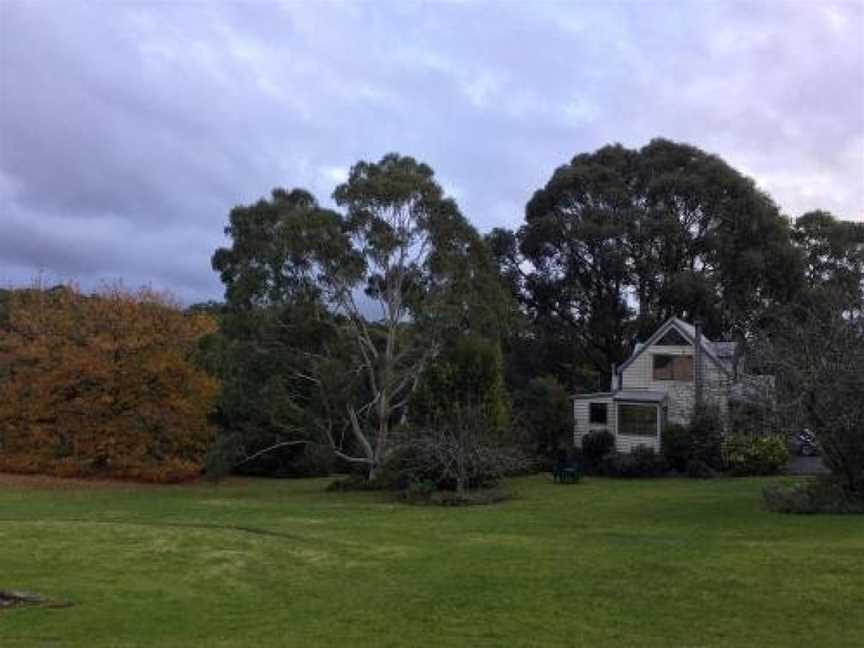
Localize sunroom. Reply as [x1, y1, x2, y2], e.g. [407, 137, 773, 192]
[574, 391, 667, 453]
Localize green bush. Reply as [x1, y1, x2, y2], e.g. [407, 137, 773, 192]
[686, 459, 715, 479]
[631, 445, 668, 476]
[662, 423, 692, 472]
[326, 473, 387, 492]
[402, 487, 513, 506]
[763, 478, 864, 514]
[725, 433, 790, 476]
[689, 405, 724, 470]
[376, 405, 530, 495]
[600, 446, 667, 478]
[399, 479, 438, 503]
[582, 430, 615, 471]
[411, 335, 510, 433]
[512, 375, 572, 464]
[599, 453, 631, 477]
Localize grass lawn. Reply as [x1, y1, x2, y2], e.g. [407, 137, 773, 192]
[1, 474, 862, 647]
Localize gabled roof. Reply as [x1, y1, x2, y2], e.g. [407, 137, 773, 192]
[617, 317, 733, 378]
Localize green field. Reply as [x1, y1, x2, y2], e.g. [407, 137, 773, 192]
[1, 474, 862, 647]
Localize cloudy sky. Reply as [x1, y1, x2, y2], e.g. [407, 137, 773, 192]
[1, 1, 862, 303]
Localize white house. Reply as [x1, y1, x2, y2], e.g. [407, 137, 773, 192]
[573, 317, 746, 453]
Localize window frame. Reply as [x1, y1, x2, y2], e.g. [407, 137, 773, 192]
[589, 402, 608, 426]
[617, 403, 660, 437]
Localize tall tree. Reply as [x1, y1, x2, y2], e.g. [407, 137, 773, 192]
[212, 188, 344, 309]
[212, 154, 505, 479]
[506, 139, 803, 389]
[631, 140, 801, 335]
[210, 190, 352, 476]
[326, 154, 502, 477]
[793, 210, 864, 316]
[520, 144, 634, 381]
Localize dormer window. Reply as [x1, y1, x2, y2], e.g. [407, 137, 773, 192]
[653, 354, 693, 381]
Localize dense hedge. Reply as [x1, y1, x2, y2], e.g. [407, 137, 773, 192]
[724, 433, 790, 476]
[0, 286, 218, 482]
[582, 430, 615, 471]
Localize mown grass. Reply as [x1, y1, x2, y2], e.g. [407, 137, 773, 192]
[1, 474, 862, 647]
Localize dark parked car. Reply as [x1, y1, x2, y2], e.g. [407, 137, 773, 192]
[790, 429, 820, 457]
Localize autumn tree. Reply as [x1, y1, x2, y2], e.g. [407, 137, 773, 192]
[0, 284, 218, 481]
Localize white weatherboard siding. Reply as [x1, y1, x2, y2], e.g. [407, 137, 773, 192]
[572, 318, 741, 455]
[575, 397, 659, 453]
[573, 317, 744, 452]
[573, 397, 615, 447]
[620, 344, 730, 424]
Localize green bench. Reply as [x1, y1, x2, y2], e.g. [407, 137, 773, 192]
[552, 464, 581, 483]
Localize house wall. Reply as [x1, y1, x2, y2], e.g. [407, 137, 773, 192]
[573, 397, 615, 448]
[620, 344, 730, 425]
[614, 402, 661, 453]
[574, 398, 660, 453]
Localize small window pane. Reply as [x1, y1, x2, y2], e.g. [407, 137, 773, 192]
[653, 355, 673, 380]
[618, 404, 658, 437]
[653, 355, 693, 381]
[673, 355, 693, 381]
[589, 403, 608, 425]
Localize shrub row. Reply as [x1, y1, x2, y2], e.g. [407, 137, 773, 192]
[580, 406, 789, 479]
[763, 478, 864, 514]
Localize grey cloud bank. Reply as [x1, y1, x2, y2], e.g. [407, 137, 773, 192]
[1, 1, 862, 303]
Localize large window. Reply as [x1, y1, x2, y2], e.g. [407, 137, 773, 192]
[618, 404, 658, 437]
[589, 403, 608, 425]
[653, 354, 693, 381]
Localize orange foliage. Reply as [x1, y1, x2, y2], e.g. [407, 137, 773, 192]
[0, 283, 219, 482]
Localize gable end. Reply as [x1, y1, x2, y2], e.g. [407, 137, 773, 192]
[617, 317, 732, 379]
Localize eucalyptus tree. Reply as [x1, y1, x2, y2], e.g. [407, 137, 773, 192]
[325, 154, 504, 478]
[213, 154, 505, 479]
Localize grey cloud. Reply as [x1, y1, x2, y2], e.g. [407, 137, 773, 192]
[1, 0, 861, 304]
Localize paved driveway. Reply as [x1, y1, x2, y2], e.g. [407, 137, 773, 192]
[787, 455, 829, 475]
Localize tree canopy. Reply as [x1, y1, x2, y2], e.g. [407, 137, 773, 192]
[793, 210, 864, 315]
[490, 139, 805, 390]
[0, 284, 218, 482]
[211, 153, 510, 479]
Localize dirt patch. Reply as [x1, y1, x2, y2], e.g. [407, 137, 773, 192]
[0, 590, 72, 610]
